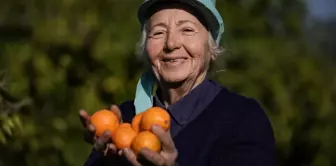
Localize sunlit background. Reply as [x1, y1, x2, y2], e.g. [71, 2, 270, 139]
[0, 0, 335, 165]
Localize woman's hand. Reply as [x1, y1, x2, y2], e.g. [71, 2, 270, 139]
[79, 105, 122, 156]
[122, 125, 178, 166]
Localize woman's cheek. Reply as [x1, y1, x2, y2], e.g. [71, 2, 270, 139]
[146, 41, 163, 61]
[184, 41, 204, 58]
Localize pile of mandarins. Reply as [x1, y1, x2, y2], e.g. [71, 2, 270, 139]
[90, 107, 170, 155]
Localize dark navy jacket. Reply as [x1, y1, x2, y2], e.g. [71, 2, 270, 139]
[84, 79, 276, 166]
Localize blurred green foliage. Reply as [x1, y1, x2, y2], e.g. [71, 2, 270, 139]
[0, 0, 335, 166]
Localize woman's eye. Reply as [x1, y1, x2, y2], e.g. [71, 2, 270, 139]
[182, 28, 195, 34]
[149, 31, 166, 38]
[183, 28, 193, 32]
[153, 31, 164, 35]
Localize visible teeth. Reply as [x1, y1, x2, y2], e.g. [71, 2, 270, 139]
[164, 59, 178, 62]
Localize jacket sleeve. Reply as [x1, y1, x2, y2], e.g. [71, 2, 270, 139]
[83, 149, 113, 166]
[83, 149, 102, 166]
[208, 99, 276, 166]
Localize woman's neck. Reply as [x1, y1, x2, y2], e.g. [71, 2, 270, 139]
[158, 73, 207, 108]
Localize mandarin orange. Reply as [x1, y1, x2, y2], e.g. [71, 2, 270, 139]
[140, 107, 171, 131]
[131, 131, 161, 155]
[118, 123, 132, 128]
[90, 109, 119, 137]
[112, 124, 137, 149]
[131, 112, 144, 133]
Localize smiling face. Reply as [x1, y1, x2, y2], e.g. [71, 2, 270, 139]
[145, 4, 212, 85]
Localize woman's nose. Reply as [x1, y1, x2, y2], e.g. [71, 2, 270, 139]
[164, 32, 182, 52]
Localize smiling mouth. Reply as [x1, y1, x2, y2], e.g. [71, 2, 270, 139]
[161, 58, 187, 66]
[163, 59, 181, 62]
[162, 58, 187, 62]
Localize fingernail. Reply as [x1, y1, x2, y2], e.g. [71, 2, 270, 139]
[88, 125, 95, 131]
[104, 131, 111, 136]
[124, 148, 132, 154]
[118, 150, 123, 156]
[111, 105, 117, 109]
[108, 144, 115, 151]
[152, 125, 159, 131]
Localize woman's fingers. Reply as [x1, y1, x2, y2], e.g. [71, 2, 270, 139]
[80, 110, 96, 144]
[121, 126, 177, 165]
[140, 148, 166, 166]
[118, 149, 123, 156]
[151, 125, 178, 165]
[93, 130, 118, 156]
[83, 125, 96, 144]
[110, 105, 122, 122]
[94, 131, 115, 154]
[152, 125, 176, 153]
[88, 124, 95, 133]
[79, 110, 91, 127]
[122, 148, 142, 166]
[105, 143, 118, 156]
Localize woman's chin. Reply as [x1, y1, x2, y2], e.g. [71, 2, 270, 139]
[161, 73, 189, 84]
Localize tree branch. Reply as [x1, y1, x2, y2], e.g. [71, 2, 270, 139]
[0, 72, 31, 115]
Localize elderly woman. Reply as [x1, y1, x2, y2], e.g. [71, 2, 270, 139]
[80, 0, 276, 165]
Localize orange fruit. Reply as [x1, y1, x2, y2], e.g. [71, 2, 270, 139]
[131, 131, 161, 155]
[131, 112, 144, 133]
[140, 107, 171, 131]
[112, 124, 137, 149]
[90, 109, 119, 137]
[119, 123, 132, 128]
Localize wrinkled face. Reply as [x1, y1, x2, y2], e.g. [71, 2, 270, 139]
[145, 5, 211, 84]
